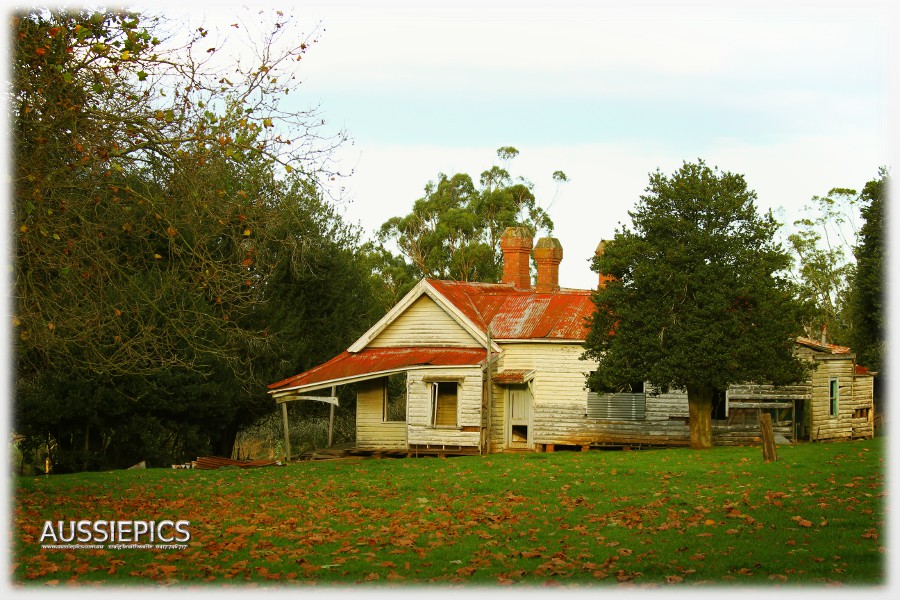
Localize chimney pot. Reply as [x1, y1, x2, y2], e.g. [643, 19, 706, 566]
[534, 237, 563, 293]
[500, 226, 533, 289]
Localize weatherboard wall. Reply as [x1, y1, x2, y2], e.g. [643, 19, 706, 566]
[355, 378, 407, 449]
[806, 353, 875, 441]
[367, 294, 479, 348]
[406, 367, 483, 448]
[487, 342, 596, 451]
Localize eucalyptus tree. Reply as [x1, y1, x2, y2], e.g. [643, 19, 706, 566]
[376, 146, 561, 292]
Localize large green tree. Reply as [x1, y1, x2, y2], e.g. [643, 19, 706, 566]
[584, 160, 809, 449]
[12, 9, 374, 471]
[13, 9, 344, 379]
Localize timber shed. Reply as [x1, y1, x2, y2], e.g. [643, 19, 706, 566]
[268, 227, 876, 457]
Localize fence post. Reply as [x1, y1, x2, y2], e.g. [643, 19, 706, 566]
[281, 402, 291, 463]
[328, 385, 336, 448]
[759, 412, 777, 462]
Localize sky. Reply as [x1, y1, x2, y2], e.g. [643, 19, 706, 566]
[144, 0, 898, 291]
[12, 0, 895, 290]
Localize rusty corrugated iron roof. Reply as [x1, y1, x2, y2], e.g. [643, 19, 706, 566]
[269, 278, 596, 395]
[426, 279, 594, 340]
[492, 369, 536, 384]
[269, 346, 488, 392]
[795, 336, 851, 354]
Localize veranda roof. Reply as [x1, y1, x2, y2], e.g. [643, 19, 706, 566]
[268, 346, 488, 397]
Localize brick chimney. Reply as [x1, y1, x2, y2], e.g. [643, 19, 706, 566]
[499, 226, 533, 289]
[595, 240, 615, 289]
[534, 237, 563, 293]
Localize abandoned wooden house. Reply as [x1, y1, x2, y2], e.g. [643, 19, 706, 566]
[268, 227, 876, 457]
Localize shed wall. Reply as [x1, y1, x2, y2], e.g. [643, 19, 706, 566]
[808, 356, 875, 441]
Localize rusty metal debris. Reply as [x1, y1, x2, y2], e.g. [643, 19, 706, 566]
[173, 456, 282, 470]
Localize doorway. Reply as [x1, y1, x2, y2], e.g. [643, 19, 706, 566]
[506, 384, 532, 449]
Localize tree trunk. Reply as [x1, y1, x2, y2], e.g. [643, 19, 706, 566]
[686, 383, 714, 449]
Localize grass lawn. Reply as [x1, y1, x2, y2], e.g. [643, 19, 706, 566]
[11, 437, 886, 588]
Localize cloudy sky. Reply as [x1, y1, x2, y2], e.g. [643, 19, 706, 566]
[235, 0, 893, 290]
[35, 0, 900, 290]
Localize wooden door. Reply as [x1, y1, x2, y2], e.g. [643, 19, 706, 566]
[506, 384, 532, 449]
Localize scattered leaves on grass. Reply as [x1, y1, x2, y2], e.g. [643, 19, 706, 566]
[12, 440, 885, 585]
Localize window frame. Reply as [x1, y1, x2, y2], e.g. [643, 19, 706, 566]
[382, 373, 407, 423]
[829, 378, 839, 418]
[430, 380, 460, 428]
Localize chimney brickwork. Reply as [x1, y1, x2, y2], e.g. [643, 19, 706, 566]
[595, 240, 615, 289]
[499, 226, 533, 289]
[534, 237, 563, 293]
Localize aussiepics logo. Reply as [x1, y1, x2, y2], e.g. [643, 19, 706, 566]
[39, 520, 191, 550]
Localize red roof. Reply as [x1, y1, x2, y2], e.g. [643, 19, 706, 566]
[795, 336, 851, 354]
[426, 279, 594, 340]
[492, 369, 535, 384]
[269, 279, 596, 394]
[269, 346, 488, 392]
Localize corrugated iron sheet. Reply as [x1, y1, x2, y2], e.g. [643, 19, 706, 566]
[269, 346, 487, 391]
[492, 369, 535, 384]
[795, 337, 851, 354]
[427, 279, 594, 340]
[586, 392, 647, 420]
[192, 456, 280, 470]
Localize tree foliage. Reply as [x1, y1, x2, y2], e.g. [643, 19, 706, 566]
[11, 9, 376, 471]
[373, 147, 560, 303]
[787, 187, 861, 343]
[848, 169, 888, 375]
[13, 9, 345, 377]
[584, 160, 809, 449]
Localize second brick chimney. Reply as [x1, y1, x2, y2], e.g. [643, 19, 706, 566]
[500, 226, 533, 289]
[534, 237, 563, 293]
[595, 240, 615, 288]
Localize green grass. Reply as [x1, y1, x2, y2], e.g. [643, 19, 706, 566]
[11, 438, 886, 587]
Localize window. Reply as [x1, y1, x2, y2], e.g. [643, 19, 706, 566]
[829, 378, 839, 417]
[383, 373, 407, 422]
[431, 381, 459, 427]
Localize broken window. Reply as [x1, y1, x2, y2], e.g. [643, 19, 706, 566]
[383, 373, 407, 422]
[431, 381, 459, 427]
[829, 378, 839, 417]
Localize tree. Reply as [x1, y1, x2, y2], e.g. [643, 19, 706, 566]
[787, 187, 861, 343]
[374, 147, 560, 298]
[13, 9, 344, 380]
[584, 160, 809, 449]
[848, 169, 888, 376]
[11, 9, 374, 471]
